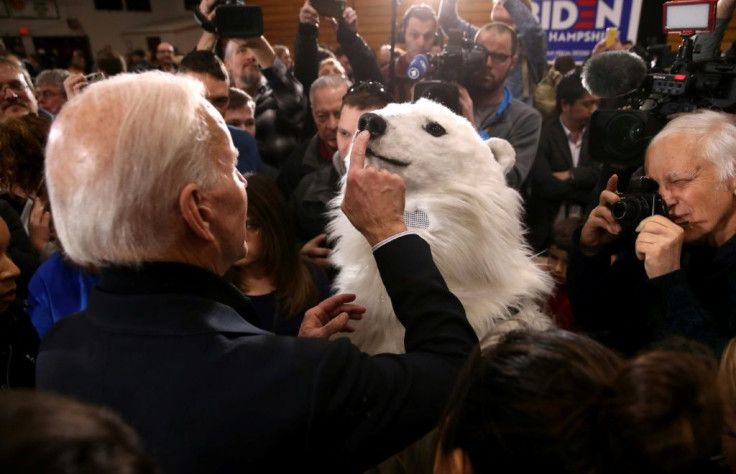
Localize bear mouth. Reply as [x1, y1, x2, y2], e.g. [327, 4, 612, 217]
[366, 148, 410, 167]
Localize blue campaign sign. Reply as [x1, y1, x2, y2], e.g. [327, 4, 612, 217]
[530, 0, 644, 62]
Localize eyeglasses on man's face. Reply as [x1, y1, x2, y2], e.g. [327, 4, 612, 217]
[1, 80, 29, 96]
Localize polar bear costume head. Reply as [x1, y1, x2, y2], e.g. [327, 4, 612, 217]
[328, 99, 552, 354]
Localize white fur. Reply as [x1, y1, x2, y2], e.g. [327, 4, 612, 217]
[328, 99, 553, 354]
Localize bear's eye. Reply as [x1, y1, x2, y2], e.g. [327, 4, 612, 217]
[424, 122, 447, 137]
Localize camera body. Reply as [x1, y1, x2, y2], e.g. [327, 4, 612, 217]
[310, 0, 346, 18]
[413, 29, 486, 114]
[433, 29, 486, 84]
[610, 176, 669, 228]
[194, 0, 263, 38]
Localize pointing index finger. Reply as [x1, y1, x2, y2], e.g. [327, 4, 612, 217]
[348, 130, 370, 174]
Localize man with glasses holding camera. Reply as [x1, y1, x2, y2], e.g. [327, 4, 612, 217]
[461, 23, 542, 190]
[568, 111, 736, 356]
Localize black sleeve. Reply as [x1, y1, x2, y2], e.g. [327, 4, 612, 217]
[306, 234, 478, 471]
[336, 23, 383, 83]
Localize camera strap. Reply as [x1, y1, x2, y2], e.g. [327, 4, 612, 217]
[478, 87, 512, 140]
[193, 8, 218, 34]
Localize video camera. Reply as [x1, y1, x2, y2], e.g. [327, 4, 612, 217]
[584, 0, 736, 168]
[412, 28, 487, 115]
[194, 0, 263, 38]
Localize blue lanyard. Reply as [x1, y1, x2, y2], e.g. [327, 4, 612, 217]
[478, 87, 512, 140]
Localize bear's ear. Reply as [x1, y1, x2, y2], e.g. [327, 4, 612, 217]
[486, 137, 516, 174]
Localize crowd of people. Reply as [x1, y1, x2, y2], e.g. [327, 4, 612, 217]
[0, 0, 736, 472]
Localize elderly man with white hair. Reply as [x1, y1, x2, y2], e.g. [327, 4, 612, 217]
[568, 110, 736, 356]
[36, 71, 477, 473]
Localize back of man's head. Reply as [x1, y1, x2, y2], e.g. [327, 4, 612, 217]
[227, 87, 254, 112]
[342, 81, 394, 110]
[95, 50, 127, 77]
[45, 71, 229, 267]
[0, 390, 159, 474]
[179, 50, 229, 83]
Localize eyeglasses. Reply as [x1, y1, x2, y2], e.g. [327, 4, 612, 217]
[345, 81, 394, 104]
[1, 80, 29, 96]
[38, 89, 62, 98]
[487, 51, 511, 64]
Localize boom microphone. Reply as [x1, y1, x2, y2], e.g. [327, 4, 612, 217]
[582, 51, 648, 98]
[407, 54, 429, 80]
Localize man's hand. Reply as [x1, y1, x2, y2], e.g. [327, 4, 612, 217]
[454, 83, 475, 126]
[231, 36, 276, 68]
[299, 293, 365, 339]
[553, 170, 572, 181]
[591, 38, 624, 57]
[63, 73, 87, 101]
[199, 0, 216, 20]
[635, 215, 684, 278]
[579, 174, 622, 255]
[341, 130, 408, 247]
[341, 7, 358, 33]
[28, 195, 51, 254]
[300, 233, 331, 271]
[299, 0, 319, 26]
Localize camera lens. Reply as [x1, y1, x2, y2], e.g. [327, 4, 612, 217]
[611, 197, 649, 227]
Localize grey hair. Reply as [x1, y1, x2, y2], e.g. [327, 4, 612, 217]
[45, 71, 231, 267]
[309, 74, 352, 104]
[35, 69, 71, 97]
[648, 110, 736, 183]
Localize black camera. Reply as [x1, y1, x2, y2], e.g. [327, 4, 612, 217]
[310, 0, 345, 18]
[194, 0, 263, 38]
[609, 176, 669, 228]
[434, 29, 487, 83]
[413, 29, 486, 115]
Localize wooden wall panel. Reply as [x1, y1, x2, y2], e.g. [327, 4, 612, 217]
[258, 0, 494, 54]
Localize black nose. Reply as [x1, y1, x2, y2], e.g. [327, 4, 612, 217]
[358, 113, 387, 138]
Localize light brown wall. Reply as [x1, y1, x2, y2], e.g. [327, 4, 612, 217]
[259, 0, 493, 55]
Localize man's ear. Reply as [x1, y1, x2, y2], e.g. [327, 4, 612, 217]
[510, 53, 519, 69]
[179, 183, 216, 242]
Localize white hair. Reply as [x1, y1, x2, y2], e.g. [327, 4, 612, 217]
[45, 71, 231, 267]
[648, 110, 736, 183]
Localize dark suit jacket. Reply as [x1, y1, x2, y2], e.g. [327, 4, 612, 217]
[37, 235, 477, 474]
[524, 118, 600, 252]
